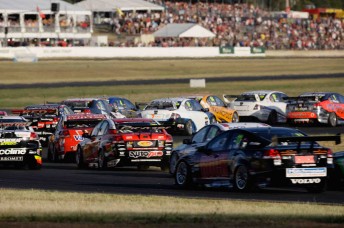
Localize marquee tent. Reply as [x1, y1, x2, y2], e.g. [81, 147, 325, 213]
[76, 0, 164, 12]
[153, 24, 216, 38]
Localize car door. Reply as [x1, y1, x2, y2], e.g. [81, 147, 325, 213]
[199, 132, 230, 180]
[181, 100, 208, 131]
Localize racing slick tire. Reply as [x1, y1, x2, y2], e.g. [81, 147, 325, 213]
[76, 147, 86, 169]
[234, 165, 251, 192]
[232, 112, 239, 123]
[137, 165, 150, 171]
[28, 158, 42, 170]
[175, 160, 192, 188]
[169, 152, 179, 175]
[267, 111, 278, 125]
[47, 146, 53, 162]
[97, 149, 107, 170]
[184, 120, 193, 136]
[328, 112, 338, 127]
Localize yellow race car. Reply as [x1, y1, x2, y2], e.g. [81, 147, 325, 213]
[190, 95, 239, 123]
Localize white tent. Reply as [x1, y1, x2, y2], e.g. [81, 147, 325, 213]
[0, 0, 91, 15]
[154, 24, 216, 38]
[76, 0, 164, 12]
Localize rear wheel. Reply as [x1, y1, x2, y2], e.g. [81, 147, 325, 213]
[175, 161, 192, 188]
[76, 147, 85, 169]
[98, 150, 107, 170]
[234, 165, 250, 192]
[328, 112, 338, 127]
[232, 112, 239, 123]
[267, 111, 278, 125]
[28, 156, 42, 170]
[184, 120, 193, 136]
[47, 146, 53, 162]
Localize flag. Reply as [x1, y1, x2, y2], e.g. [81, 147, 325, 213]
[116, 8, 124, 17]
[37, 6, 46, 19]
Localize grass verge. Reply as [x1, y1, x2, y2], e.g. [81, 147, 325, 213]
[0, 189, 343, 226]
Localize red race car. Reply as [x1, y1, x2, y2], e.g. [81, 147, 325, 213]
[76, 118, 173, 171]
[13, 104, 74, 146]
[47, 113, 108, 162]
[287, 92, 344, 127]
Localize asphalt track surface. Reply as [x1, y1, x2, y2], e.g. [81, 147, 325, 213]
[0, 126, 344, 205]
[1, 73, 344, 89]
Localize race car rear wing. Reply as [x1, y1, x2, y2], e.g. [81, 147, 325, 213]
[283, 96, 322, 103]
[273, 134, 341, 152]
[223, 95, 240, 103]
[0, 122, 31, 128]
[12, 109, 58, 116]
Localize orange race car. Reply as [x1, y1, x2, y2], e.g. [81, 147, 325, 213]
[189, 95, 239, 123]
[47, 113, 108, 162]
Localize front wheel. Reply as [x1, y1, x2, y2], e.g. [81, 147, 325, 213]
[175, 160, 192, 188]
[234, 165, 250, 192]
[328, 112, 337, 127]
[169, 152, 179, 175]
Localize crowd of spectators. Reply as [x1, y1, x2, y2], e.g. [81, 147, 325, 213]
[107, 1, 343, 50]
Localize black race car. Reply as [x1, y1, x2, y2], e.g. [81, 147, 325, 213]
[174, 127, 340, 193]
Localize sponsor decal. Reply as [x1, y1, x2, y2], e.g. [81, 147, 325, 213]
[0, 148, 26, 155]
[0, 138, 21, 143]
[0, 141, 18, 146]
[74, 135, 84, 141]
[129, 151, 163, 158]
[290, 178, 321, 184]
[0, 156, 23, 161]
[137, 141, 153, 147]
[286, 167, 326, 177]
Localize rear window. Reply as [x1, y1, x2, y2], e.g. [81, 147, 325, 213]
[145, 101, 176, 110]
[116, 121, 163, 133]
[236, 94, 266, 101]
[64, 101, 90, 108]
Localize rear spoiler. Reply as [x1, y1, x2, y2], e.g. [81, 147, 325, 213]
[273, 134, 341, 152]
[135, 102, 148, 110]
[117, 124, 170, 131]
[223, 94, 240, 104]
[0, 122, 31, 128]
[283, 96, 320, 102]
[12, 109, 57, 115]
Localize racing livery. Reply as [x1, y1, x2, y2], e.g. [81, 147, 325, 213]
[0, 116, 42, 169]
[189, 95, 239, 123]
[106, 96, 141, 118]
[48, 113, 108, 162]
[286, 92, 344, 127]
[12, 104, 74, 145]
[76, 118, 173, 170]
[169, 122, 270, 175]
[224, 90, 288, 125]
[141, 97, 214, 135]
[174, 127, 340, 193]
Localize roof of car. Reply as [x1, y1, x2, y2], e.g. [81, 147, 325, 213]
[242, 90, 284, 95]
[25, 104, 61, 109]
[112, 118, 156, 124]
[300, 92, 332, 96]
[150, 97, 189, 103]
[63, 98, 102, 102]
[218, 122, 271, 131]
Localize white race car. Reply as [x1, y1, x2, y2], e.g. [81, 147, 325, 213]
[224, 90, 288, 125]
[141, 97, 215, 135]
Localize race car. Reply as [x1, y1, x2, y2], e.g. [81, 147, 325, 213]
[12, 104, 74, 146]
[224, 90, 288, 125]
[62, 98, 125, 118]
[0, 116, 42, 169]
[106, 96, 141, 118]
[169, 122, 270, 175]
[174, 126, 340, 193]
[76, 118, 173, 170]
[286, 92, 344, 127]
[141, 97, 215, 135]
[188, 95, 239, 123]
[47, 113, 108, 162]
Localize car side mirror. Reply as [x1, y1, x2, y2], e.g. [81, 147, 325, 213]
[183, 138, 192, 145]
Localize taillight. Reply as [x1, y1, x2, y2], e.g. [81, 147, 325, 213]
[113, 135, 122, 142]
[327, 149, 333, 164]
[108, 129, 118, 134]
[253, 104, 260, 110]
[166, 134, 173, 142]
[84, 109, 91, 113]
[30, 132, 38, 140]
[170, 113, 181, 119]
[53, 117, 59, 123]
[313, 103, 320, 110]
[263, 149, 282, 166]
